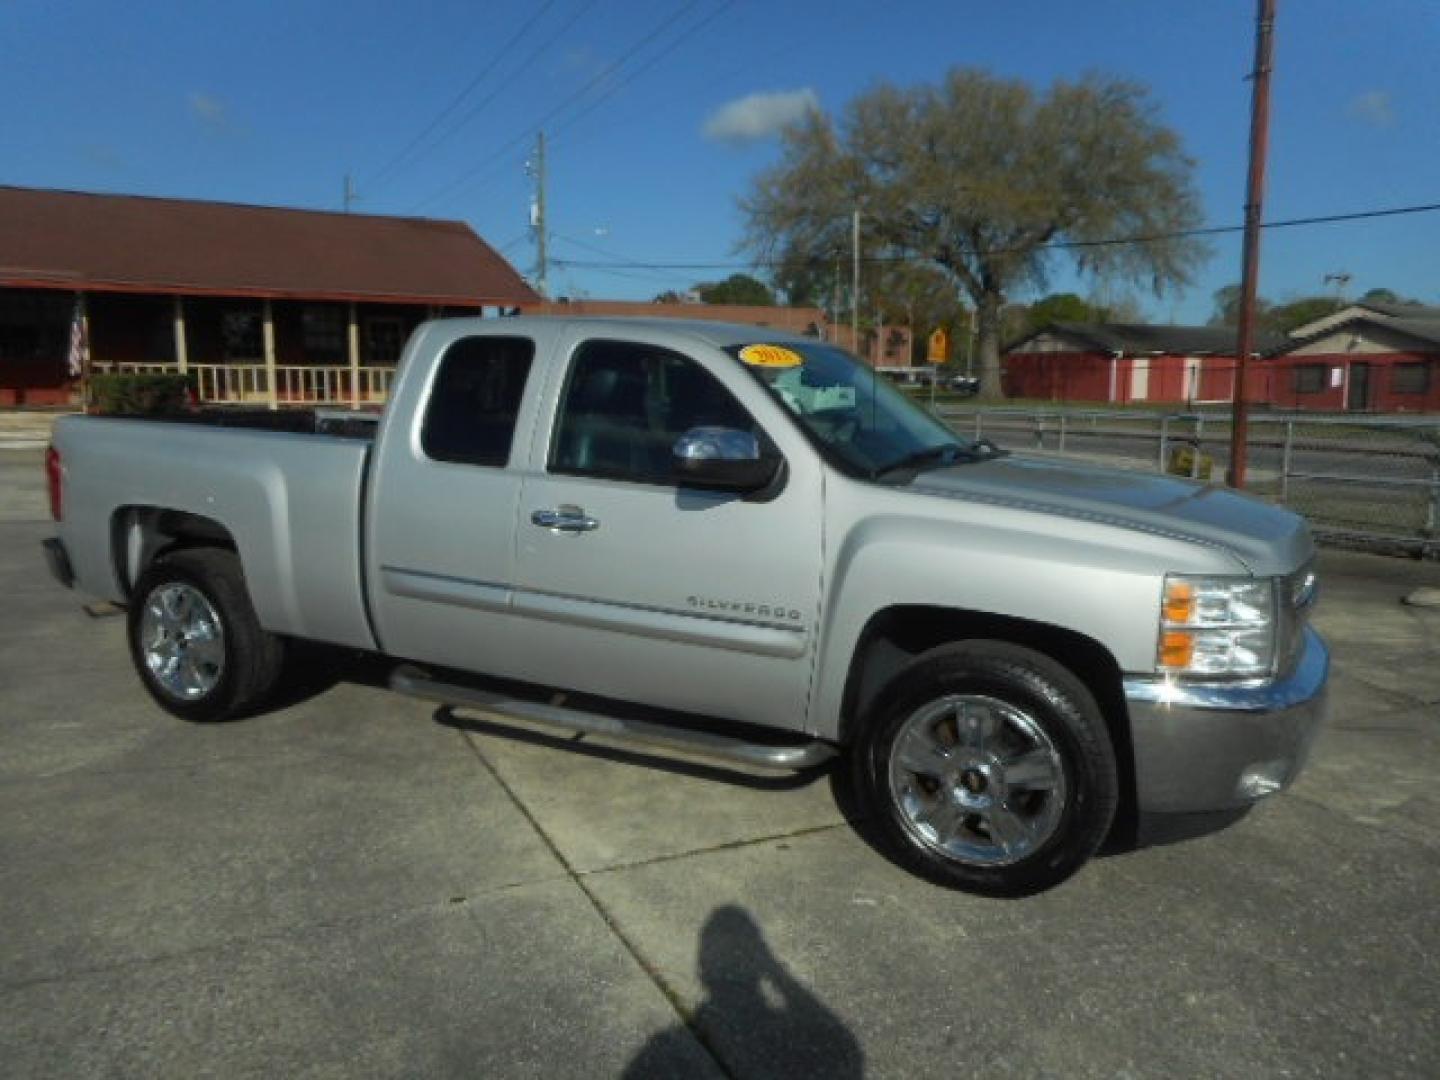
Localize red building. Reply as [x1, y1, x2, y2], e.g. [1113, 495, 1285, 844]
[0, 185, 536, 407]
[1266, 303, 1440, 412]
[1003, 323, 1282, 406]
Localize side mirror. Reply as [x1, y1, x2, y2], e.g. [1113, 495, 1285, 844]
[672, 426, 780, 492]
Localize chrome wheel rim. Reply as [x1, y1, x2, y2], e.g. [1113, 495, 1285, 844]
[139, 582, 226, 701]
[887, 694, 1067, 867]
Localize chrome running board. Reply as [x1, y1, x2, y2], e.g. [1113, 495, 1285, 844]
[390, 665, 837, 773]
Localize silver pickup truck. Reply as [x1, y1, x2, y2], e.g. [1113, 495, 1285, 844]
[43, 317, 1328, 895]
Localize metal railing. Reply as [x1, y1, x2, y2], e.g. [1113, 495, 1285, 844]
[939, 405, 1440, 555]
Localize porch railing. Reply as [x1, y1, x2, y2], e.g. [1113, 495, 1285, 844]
[91, 362, 395, 408]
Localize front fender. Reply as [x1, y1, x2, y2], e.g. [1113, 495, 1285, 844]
[807, 493, 1246, 740]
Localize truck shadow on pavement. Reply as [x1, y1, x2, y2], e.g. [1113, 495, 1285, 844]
[259, 645, 830, 791]
[261, 642, 394, 712]
[622, 904, 865, 1079]
[268, 646, 1240, 864]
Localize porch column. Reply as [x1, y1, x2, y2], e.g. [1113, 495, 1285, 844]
[262, 298, 277, 410]
[172, 296, 188, 374]
[347, 302, 361, 410]
[78, 291, 92, 412]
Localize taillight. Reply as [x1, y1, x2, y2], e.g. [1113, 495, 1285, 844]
[45, 445, 63, 521]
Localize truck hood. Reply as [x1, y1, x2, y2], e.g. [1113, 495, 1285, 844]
[909, 454, 1312, 576]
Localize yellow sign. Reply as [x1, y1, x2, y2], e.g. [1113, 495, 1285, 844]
[927, 328, 950, 364]
[739, 344, 803, 368]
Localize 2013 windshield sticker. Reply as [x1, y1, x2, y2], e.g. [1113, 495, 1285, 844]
[738, 344, 803, 368]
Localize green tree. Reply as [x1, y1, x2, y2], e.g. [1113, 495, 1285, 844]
[1023, 292, 1105, 333]
[1267, 296, 1341, 333]
[1358, 287, 1426, 309]
[869, 261, 970, 362]
[739, 69, 1206, 400]
[694, 273, 776, 306]
[1208, 283, 1275, 328]
[769, 253, 833, 308]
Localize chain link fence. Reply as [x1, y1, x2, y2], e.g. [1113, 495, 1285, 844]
[936, 406, 1440, 555]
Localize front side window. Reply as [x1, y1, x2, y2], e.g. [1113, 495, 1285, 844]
[728, 340, 976, 478]
[1293, 365, 1326, 394]
[302, 306, 344, 361]
[551, 340, 759, 485]
[365, 317, 405, 365]
[221, 311, 262, 361]
[1392, 362, 1430, 395]
[421, 336, 534, 467]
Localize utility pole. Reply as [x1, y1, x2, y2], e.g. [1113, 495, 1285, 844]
[831, 251, 840, 343]
[1228, 0, 1276, 490]
[531, 131, 549, 300]
[851, 209, 860, 356]
[343, 174, 359, 213]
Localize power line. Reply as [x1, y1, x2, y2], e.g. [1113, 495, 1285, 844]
[494, 231, 531, 256]
[544, 200, 1440, 271]
[552, 229, 655, 266]
[393, 0, 605, 192]
[366, 0, 563, 190]
[548, 0, 738, 144]
[408, 0, 712, 213]
[405, 0, 730, 214]
[555, 261, 693, 286]
[550, 232, 687, 285]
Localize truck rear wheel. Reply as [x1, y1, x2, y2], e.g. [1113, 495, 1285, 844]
[852, 640, 1118, 896]
[127, 547, 285, 722]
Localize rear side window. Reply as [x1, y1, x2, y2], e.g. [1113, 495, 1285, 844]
[421, 336, 534, 466]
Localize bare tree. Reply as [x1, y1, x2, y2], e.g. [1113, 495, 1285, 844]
[740, 69, 1207, 400]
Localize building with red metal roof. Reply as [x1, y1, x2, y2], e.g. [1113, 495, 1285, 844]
[0, 185, 537, 407]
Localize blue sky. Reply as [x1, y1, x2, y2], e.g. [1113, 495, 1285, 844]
[4, 0, 1436, 321]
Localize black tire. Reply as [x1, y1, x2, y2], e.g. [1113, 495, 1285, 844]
[127, 547, 286, 722]
[851, 640, 1118, 897]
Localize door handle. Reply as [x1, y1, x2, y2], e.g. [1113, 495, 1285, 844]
[531, 506, 600, 533]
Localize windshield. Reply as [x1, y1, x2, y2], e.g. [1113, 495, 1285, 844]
[726, 341, 975, 478]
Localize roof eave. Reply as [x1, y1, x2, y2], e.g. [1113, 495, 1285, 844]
[0, 273, 537, 307]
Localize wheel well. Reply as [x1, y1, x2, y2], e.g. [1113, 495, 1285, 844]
[111, 507, 237, 599]
[840, 605, 1137, 841]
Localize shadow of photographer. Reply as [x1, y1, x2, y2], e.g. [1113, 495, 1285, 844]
[624, 905, 864, 1079]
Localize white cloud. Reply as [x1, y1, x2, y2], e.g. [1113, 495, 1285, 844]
[703, 88, 819, 143]
[1346, 90, 1394, 128]
[188, 92, 229, 131]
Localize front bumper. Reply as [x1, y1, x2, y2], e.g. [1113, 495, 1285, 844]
[1123, 626, 1330, 814]
[42, 537, 75, 589]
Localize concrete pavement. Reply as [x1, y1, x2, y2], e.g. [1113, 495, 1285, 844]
[2, 446, 1437, 1078]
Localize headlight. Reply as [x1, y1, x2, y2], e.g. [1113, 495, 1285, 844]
[1158, 575, 1276, 677]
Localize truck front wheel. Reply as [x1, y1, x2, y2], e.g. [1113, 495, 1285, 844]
[852, 641, 1118, 896]
[127, 547, 285, 722]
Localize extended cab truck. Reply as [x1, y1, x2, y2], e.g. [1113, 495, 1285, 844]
[43, 317, 1329, 896]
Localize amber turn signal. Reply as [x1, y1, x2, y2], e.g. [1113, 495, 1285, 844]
[1163, 580, 1195, 624]
[1159, 630, 1195, 669]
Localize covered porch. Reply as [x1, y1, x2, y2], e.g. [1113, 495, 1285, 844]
[84, 292, 465, 409]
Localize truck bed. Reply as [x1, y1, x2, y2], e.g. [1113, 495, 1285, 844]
[53, 413, 378, 651]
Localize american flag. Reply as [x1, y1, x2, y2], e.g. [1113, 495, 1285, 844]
[66, 294, 86, 378]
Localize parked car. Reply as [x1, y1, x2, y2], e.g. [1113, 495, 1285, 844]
[43, 317, 1328, 895]
[947, 373, 981, 395]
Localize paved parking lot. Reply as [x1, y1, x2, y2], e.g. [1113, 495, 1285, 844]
[2, 445, 1438, 1078]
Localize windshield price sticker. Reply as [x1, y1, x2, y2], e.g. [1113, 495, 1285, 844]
[739, 344, 803, 368]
